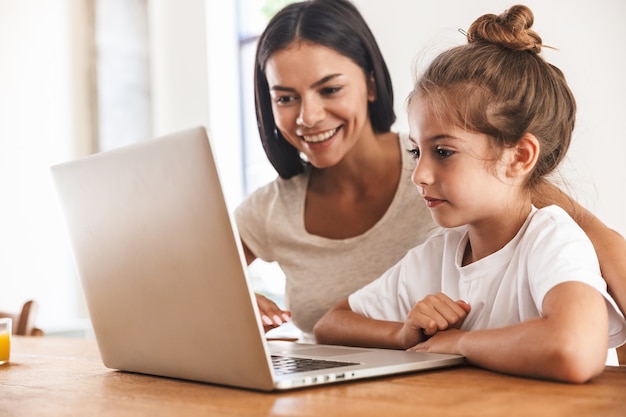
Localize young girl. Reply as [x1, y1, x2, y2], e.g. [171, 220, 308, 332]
[238, 0, 626, 343]
[314, 4, 626, 383]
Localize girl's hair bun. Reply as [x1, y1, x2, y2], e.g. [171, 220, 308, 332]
[467, 4, 543, 53]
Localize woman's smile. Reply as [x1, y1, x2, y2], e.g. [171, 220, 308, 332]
[301, 127, 339, 143]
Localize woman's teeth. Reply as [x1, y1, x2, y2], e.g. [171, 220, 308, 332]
[303, 128, 337, 143]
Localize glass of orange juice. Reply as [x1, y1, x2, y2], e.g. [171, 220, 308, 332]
[0, 318, 11, 365]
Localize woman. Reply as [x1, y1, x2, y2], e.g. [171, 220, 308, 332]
[235, 0, 626, 341]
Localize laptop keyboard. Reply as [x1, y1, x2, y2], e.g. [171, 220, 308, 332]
[271, 355, 358, 376]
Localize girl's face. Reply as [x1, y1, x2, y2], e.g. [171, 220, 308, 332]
[408, 96, 515, 229]
[264, 42, 376, 169]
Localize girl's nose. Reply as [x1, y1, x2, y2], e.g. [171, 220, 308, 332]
[296, 96, 325, 127]
[411, 156, 433, 188]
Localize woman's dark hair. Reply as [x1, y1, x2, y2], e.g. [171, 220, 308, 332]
[254, 0, 396, 178]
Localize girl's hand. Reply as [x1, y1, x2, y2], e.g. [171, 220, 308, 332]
[399, 293, 470, 346]
[408, 328, 467, 355]
[255, 293, 291, 332]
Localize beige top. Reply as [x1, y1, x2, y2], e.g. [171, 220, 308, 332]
[235, 133, 437, 340]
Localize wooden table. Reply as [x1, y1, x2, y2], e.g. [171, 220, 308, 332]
[1, 336, 625, 417]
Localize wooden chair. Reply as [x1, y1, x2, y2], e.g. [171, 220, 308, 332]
[618, 343, 626, 366]
[0, 300, 44, 336]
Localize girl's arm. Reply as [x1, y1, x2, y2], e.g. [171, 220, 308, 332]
[314, 295, 470, 348]
[410, 282, 608, 383]
[533, 182, 626, 316]
[314, 299, 410, 349]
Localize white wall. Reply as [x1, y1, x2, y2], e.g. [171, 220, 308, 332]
[0, 0, 93, 328]
[356, 0, 626, 236]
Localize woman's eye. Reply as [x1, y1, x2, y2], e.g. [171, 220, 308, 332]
[274, 95, 296, 105]
[321, 86, 342, 96]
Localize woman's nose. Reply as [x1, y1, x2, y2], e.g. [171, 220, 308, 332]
[296, 96, 325, 127]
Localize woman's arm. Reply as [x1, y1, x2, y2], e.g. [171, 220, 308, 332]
[533, 182, 626, 316]
[242, 241, 291, 331]
[572, 211, 626, 318]
[410, 282, 608, 383]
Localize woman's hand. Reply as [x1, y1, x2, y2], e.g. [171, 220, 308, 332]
[255, 293, 291, 332]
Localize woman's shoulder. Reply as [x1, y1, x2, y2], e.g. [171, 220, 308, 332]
[234, 172, 309, 244]
[397, 132, 410, 145]
[237, 172, 309, 211]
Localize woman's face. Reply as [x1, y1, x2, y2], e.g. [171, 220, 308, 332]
[264, 42, 376, 169]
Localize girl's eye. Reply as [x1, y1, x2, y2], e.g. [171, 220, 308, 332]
[435, 148, 455, 158]
[407, 148, 420, 159]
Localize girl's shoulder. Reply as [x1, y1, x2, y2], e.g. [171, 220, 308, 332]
[521, 205, 594, 260]
[529, 205, 581, 231]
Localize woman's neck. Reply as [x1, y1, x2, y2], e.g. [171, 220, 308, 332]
[309, 131, 399, 196]
[303, 131, 402, 239]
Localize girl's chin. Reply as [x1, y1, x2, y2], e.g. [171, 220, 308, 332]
[429, 214, 462, 229]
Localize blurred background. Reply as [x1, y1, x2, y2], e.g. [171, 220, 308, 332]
[1, 0, 624, 336]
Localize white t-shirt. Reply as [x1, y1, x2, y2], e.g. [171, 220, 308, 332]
[235, 133, 436, 339]
[349, 205, 626, 362]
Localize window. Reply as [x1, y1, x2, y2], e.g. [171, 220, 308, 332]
[236, 0, 296, 307]
[237, 0, 294, 195]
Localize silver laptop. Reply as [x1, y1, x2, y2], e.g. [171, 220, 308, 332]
[50, 126, 464, 391]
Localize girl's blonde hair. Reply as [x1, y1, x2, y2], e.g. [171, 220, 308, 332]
[411, 5, 576, 189]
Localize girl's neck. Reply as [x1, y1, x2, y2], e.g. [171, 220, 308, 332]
[463, 202, 532, 265]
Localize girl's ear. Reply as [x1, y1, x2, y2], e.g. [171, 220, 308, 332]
[506, 133, 539, 179]
[367, 72, 377, 102]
